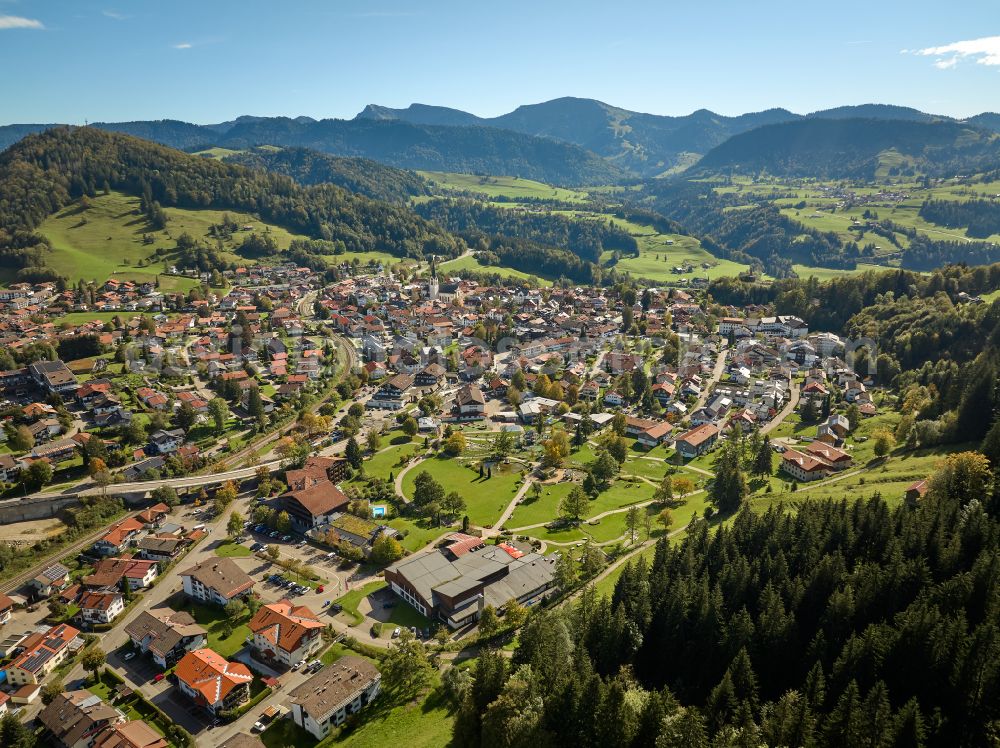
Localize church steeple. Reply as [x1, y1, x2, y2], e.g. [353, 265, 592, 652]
[427, 255, 439, 300]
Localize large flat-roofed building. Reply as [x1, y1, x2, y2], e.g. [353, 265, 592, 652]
[385, 537, 556, 629]
[289, 656, 381, 739]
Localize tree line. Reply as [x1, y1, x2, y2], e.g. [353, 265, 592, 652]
[451, 451, 1000, 746]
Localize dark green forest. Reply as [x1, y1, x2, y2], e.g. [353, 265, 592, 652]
[918, 199, 1000, 240]
[453, 452, 1000, 747]
[415, 198, 638, 264]
[222, 146, 430, 204]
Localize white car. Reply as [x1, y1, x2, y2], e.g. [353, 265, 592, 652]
[292, 659, 306, 671]
[391, 627, 401, 638]
[123, 651, 136, 661]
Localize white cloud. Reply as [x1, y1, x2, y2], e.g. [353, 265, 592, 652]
[0, 15, 44, 29]
[102, 10, 128, 21]
[173, 42, 192, 49]
[916, 35, 1000, 69]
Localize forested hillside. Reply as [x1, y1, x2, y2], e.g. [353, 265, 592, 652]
[223, 146, 430, 203]
[0, 127, 463, 282]
[415, 199, 638, 264]
[454, 450, 1000, 747]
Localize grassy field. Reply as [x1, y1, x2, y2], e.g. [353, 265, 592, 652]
[214, 540, 252, 558]
[35, 190, 311, 284]
[187, 602, 251, 658]
[401, 456, 525, 528]
[438, 253, 553, 286]
[421, 171, 589, 202]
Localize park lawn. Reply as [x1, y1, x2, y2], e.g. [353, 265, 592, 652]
[214, 541, 252, 558]
[621, 455, 671, 480]
[586, 479, 655, 515]
[402, 456, 525, 528]
[505, 481, 573, 529]
[334, 580, 387, 626]
[364, 444, 420, 482]
[387, 517, 445, 552]
[187, 602, 251, 658]
[567, 442, 598, 467]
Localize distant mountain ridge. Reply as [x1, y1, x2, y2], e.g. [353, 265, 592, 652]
[1, 98, 998, 182]
[354, 97, 1000, 175]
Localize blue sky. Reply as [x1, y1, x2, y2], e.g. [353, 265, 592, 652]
[1, 0, 998, 125]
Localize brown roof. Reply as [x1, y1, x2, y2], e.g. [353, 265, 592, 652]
[175, 648, 253, 706]
[676, 423, 720, 448]
[249, 599, 323, 655]
[180, 558, 255, 598]
[283, 481, 349, 518]
[39, 690, 124, 747]
[93, 720, 168, 748]
[124, 608, 206, 659]
[289, 656, 380, 722]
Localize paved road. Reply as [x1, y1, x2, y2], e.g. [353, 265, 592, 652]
[761, 382, 800, 436]
[691, 348, 729, 412]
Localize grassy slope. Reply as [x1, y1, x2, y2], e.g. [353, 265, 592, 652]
[34, 191, 310, 284]
[420, 171, 590, 202]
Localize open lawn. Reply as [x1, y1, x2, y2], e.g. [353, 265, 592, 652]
[421, 171, 589, 202]
[362, 444, 421, 482]
[36, 190, 311, 284]
[185, 601, 251, 658]
[387, 517, 445, 552]
[214, 540, 252, 558]
[402, 456, 525, 528]
[438, 253, 553, 286]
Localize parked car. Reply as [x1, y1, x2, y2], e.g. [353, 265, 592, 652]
[281, 535, 292, 542]
[331, 603, 343, 613]
[316, 585, 324, 593]
[292, 659, 306, 670]
[391, 627, 401, 638]
[123, 651, 136, 662]
[153, 673, 165, 682]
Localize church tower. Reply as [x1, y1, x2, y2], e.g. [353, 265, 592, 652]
[428, 256, 440, 300]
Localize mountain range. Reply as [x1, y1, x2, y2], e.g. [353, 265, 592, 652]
[1, 98, 999, 184]
[356, 97, 1000, 175]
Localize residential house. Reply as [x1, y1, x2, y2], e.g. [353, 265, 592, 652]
[288, 657, 381, 740]
[5, 623, 80, 686]
[148, 429, 185, 455]
[92, 721, 169, 748]
[29, 360, 78, 396]
[454, 384, 485, 418]
[93, 518, 146, 557]
[28, 563, 71, 598]
[83, 557, 159, 591]
[38, 690, 125, 748]
[281, 482, 350, 534]
[248, 599, 324, 667]
[79, 590, 126, 625]
[175, 648, 253, 714]
[0, 593, 13, 625]
[180, 558, 255, 606]
[367, 373, 413, 410]
[125, 608, 207, 668]
[673, 424, 720, 459]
